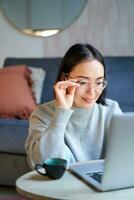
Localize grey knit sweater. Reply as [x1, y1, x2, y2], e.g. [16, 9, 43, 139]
[25, 99, 122, 169]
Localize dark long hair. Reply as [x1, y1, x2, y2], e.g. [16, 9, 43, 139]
[56, 43, 107, 105]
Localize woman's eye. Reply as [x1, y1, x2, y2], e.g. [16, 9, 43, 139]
[79, 81, 87, 85]
[96, 81, 103, 86]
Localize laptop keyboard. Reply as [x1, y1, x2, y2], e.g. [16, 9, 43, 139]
[86, 172, 103, 183]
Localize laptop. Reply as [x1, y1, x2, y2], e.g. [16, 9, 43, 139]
[69, 113, 134, 191]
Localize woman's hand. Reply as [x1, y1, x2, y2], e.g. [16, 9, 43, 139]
[54, 80, 79, 109]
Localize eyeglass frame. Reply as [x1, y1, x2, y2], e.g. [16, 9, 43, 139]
[70, 77, 108, 92]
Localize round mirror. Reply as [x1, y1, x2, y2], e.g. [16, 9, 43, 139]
[0, 0, 87, 37]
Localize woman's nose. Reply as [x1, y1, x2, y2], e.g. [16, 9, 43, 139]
[85, 84, 96, 96]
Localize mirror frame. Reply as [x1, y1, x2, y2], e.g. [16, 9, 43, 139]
[0, 0, 87, 37]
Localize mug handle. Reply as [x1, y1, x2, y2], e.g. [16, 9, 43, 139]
[35, 164, 48, 176]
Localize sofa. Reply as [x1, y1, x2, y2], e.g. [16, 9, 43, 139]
[0, 57, 134, 186]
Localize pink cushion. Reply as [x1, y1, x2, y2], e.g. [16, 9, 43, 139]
[0, 65, 36, 119]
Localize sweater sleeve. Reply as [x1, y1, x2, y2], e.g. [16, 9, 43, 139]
[25, 106, 75, 169]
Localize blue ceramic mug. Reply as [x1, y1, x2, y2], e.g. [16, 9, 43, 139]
[35, 158, 67, 179]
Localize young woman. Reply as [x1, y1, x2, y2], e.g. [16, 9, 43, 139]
[25, 43, 122, 169]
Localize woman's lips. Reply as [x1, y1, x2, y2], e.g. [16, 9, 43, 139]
[82, 97, 94, 104]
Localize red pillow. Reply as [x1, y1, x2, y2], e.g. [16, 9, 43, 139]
[0, 65, 36, 119]
[1, 65, 33, 86]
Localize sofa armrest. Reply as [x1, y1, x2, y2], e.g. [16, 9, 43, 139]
[0, 153, 30, 186]
[0, 119, 29, 154]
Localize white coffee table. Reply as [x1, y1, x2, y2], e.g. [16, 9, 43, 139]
[16, 170, 134, 200]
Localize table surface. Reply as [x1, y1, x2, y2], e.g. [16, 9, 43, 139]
[16, 170, 134, 200]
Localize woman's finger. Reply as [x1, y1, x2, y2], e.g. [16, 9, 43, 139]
[55, 80, 79, 89]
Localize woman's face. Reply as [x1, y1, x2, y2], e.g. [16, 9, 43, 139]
[68, 60, 105, 108]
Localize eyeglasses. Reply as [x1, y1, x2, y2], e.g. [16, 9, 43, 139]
[77, 78, 108, 92]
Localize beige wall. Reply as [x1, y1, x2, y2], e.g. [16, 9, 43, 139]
[0, 0, 134, 66]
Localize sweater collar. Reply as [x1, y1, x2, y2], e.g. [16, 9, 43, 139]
[71, 104, 96, 117]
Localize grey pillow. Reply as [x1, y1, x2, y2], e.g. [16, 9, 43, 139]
[29, 67, 46, 104]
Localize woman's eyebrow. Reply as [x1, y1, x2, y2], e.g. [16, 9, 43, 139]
[97, 77, 105, 80]
[76, 76, 90, 80]
[76, 76, 104, 80]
